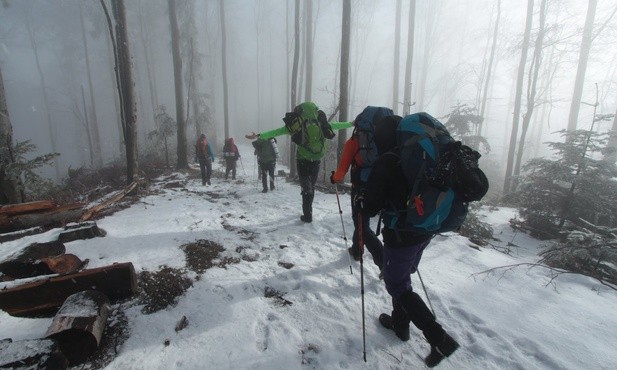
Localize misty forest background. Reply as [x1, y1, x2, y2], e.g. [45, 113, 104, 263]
[1, 0, 617, 288]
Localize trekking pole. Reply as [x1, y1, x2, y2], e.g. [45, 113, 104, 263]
[334, 185, 353, 275]
[358, 208, 367, 362]
[417, 268, 436, 319]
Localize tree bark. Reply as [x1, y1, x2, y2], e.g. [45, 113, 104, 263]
[402, 0, 416, 116]
[168, 0, 188, 168]
[45, 290, 110, 365]
[605, 107, 617, 163]
[512, 0, 548, 191]
[304, 0, 313, 102]
[138, 0, 159, 134]
[392, 0, 401, 115]
[80, 84, 95, 168]
[337, 0, 351, 164]
[503, 0, 533, 196]
[566, 0, 597, 132]
[25, 15, 60, 180]
[289, 0, 301, 177]
[220, 0, 230, 141]
[0, 64, 23, 204]
[111, 0, 138, 184]
[79, 3, 103, 168]
[479, 0, 501, 130]
[0, 262, 137, 318]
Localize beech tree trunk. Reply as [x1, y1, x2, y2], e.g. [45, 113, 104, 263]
[111, 0, 138, 184]
[220, 0, 230, 141]
[392, 0, 401, 115]
[79, 3, 103, 168]
[402, 0, 416, 116]
[479, 0, 501, 130]
[0, 65, 23, 204]
[337, 0, 351, 164]
[304, 0, 313, 102]
[502, 0, 533, 196]
[512, 0, 548, 191]
[168, 0, 188, 168]
[289, 0, 301, 177]
[566, 0, 597, 132]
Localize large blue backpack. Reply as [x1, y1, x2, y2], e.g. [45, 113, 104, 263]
[353, 106, 394, 182]
[389, 112, 488, 235]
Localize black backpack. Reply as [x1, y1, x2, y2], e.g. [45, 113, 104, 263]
[387, 112, 489, 235]
[352, 106, 394, 182]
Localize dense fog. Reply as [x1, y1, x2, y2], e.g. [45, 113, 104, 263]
[0, 0, 616, 192]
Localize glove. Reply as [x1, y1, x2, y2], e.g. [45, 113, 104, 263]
[330, 171, 336, 184]
[354, 192, 365, 210]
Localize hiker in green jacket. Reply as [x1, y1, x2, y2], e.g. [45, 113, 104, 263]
[247, 101, 352, 222]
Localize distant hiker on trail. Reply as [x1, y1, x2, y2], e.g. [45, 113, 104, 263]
[252, 137, 278, 193]
[246, 101, 352, 222]
[330, 106, 395, 272]
[357, 114, 462, 367]
[223, 137, 240, 180]
[195, 133, 214, 185]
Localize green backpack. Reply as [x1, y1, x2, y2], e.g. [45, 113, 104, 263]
[283, 102, 335, 161]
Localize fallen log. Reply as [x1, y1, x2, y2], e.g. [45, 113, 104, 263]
[0, 226, 45, 243]
[0, 262, 137, 318]
[0, 240, 66, 279]
[0, 203, 85, 234]
[45, 290, 110, 365]
[57, 221, 106, 243]
[0, 338, 68, 369]
[80, 181, 138, 221]
[0, 200, 57, 217]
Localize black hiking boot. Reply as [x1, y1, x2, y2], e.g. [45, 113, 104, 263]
[379, 314, 410, 342]
[424, 332, 459, 368]
[347, 247, 361, 261]
[300, 215, 312, 223]
[270, 182, 275, 190]
[262, 188, 268, 193]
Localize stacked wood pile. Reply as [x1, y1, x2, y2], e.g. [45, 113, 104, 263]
[0, 220, 137, 367]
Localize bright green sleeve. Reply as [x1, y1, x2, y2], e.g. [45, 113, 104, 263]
[330, 121, 353, 130]
[258, 126, 289, 140]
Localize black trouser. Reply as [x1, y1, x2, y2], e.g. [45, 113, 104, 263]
[297, 159, 320, 218]
[225, 159, 237, 179]
[199, 158, 212, 184]
[260, 161, 276, 190]
[351, 186, 383, 270]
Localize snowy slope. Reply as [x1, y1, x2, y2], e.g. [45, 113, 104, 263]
[1, 143, 616, 370]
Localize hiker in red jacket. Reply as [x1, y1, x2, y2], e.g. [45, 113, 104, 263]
[223, 137, 240, 180]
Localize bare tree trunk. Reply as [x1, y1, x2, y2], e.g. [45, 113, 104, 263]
[605, 107, 617, 163]
[220, 0, 230, 141]
[502, 0, 533, 196]
[79, 3, 103, 168]
[512, 0, 547, 191]
[0, 65, 24, 204]
[337, 0, 351, 164]
[402, 0, 416, 116]
[567, 0, 597, 132]
[289, 0, 301, 177]
[111, 0, 138, 184]
[138, 0, 158, 132]
[168, 0, 187, 169]
[105, 35, 123, 155]
[417, 1, 438, 112]
[80, 85, 95, 168]
[304, 0, 313, 102]
[479, 0, 501, 130]
[392, 0, 401, 114]
[25, 15, 60, 180]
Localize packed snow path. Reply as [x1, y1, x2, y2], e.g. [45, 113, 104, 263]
[1, 145, 616, 369]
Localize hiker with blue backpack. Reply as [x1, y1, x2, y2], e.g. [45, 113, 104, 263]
[247, 101, 352, 222]
[356, 112, 488, 367]
[330, 106, 395, 272]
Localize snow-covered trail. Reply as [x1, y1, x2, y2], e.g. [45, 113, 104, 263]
[1, 143, 616, 369]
